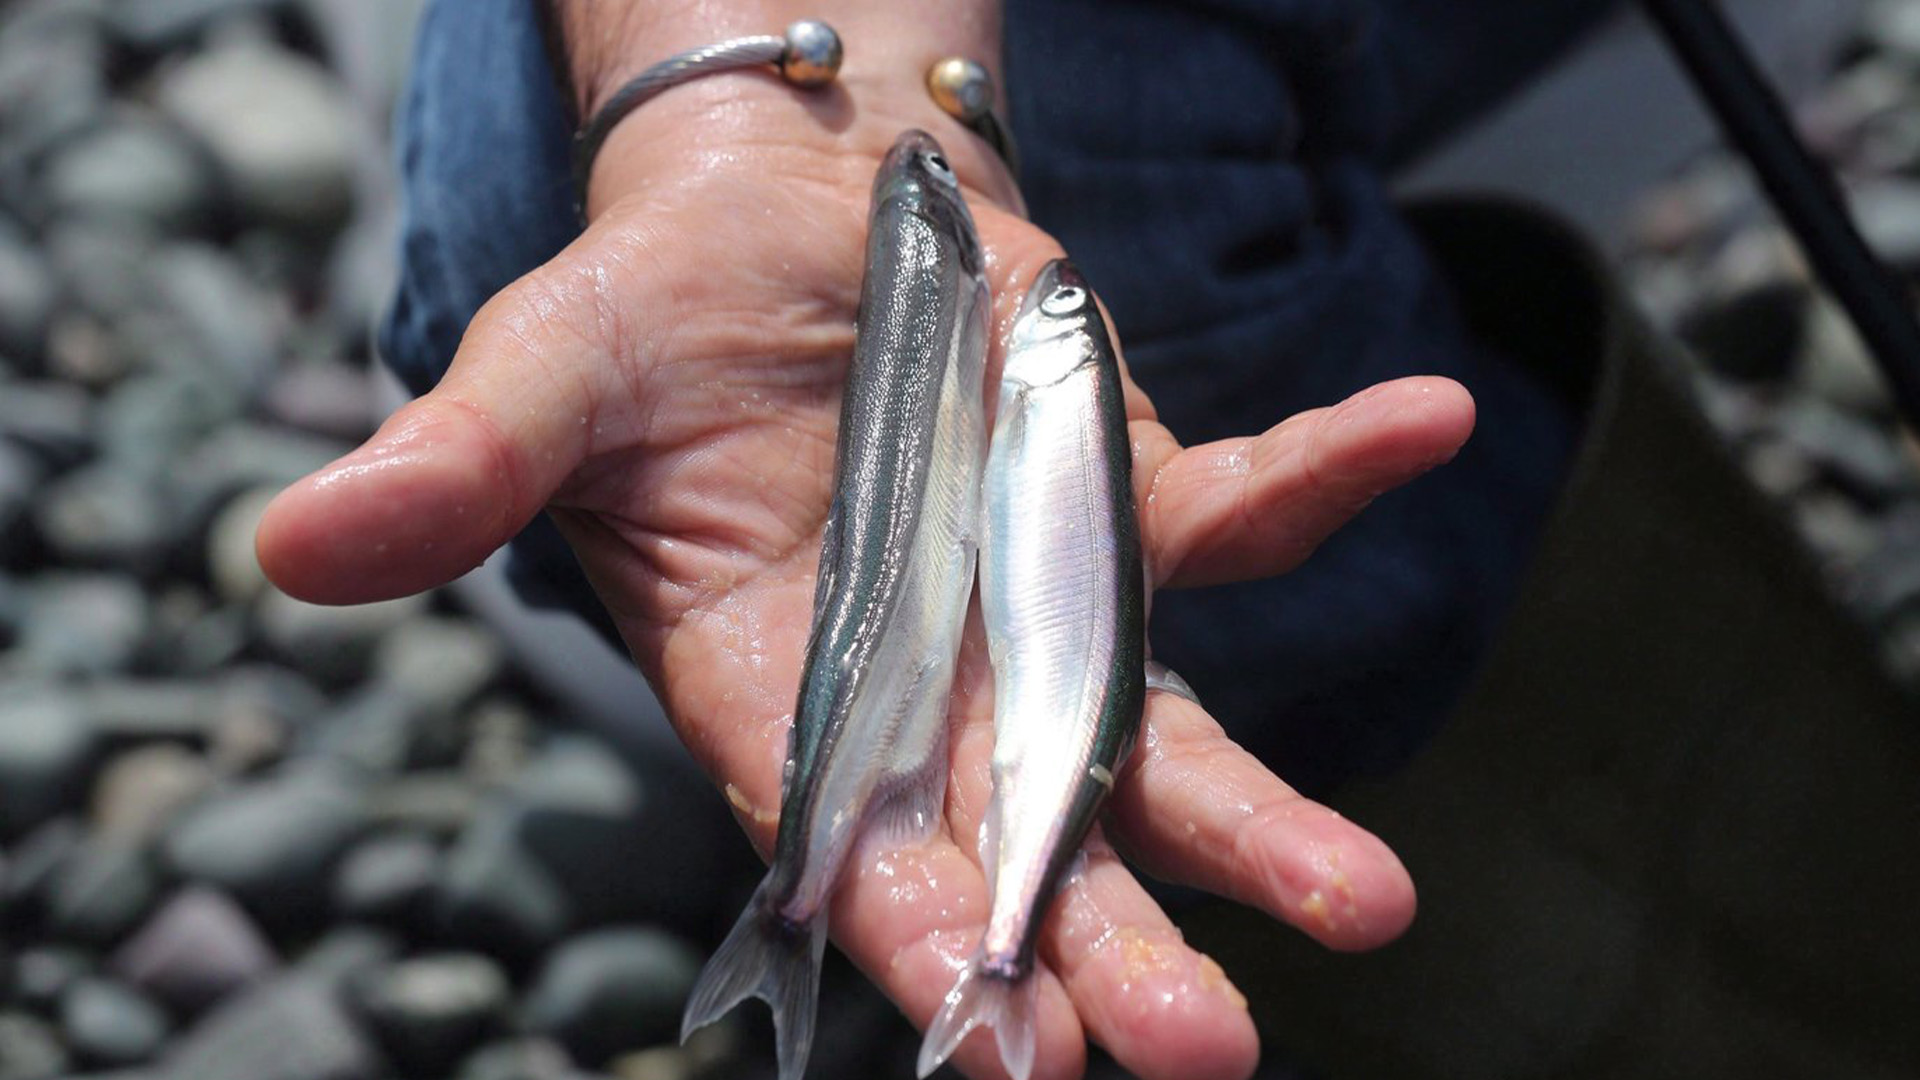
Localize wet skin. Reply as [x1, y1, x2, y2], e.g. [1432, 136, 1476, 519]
[256, 69, 1470, 1080]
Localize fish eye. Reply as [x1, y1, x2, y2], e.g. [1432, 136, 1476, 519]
[921, 151, 954, 179]
[1040, 285, 1086, 316]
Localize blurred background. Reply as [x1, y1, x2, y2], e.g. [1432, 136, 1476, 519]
[0, 1, 1914, 1079]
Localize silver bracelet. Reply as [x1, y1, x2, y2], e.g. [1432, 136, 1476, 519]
[571, 19, 844, 217]
[927, 57, 1019, 179]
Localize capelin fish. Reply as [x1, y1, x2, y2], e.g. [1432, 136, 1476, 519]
[918, 261, 1183, 1080]
[682, 130, 989, 1080]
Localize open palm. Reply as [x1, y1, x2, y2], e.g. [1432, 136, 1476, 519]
[258, 109, 1470, 1080]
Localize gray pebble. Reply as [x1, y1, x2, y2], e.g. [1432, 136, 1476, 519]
[523, 929, 703, 1067]
[95, 374, 238, 475]
[204, 487, 279, 604]
[42, 110, 212, 231]
[457, 1038, 577, 1080]
[1800, 297, 1894, 416]
[15, 574, 148, 677]
[32, 462, 178, 571]
[110, 0, 292, 50]
[332, 831, 440, 928]
[60, 978, 168, 1068]
[45, 840, 159, 947]
[434, 813, 572, 964]
[162, 765, 370, 934]
[255, 588, 427, 684]
[264, 358, 375, 441]
[376, 618, 505, 715]
[0, 379, 94, 467]
[347, 953, 510, 1076]
[111, 887, 277, 1016]
[0, 221, 57, 360]
[0, 695, 97, 838]
[139, 242, 285, 396]
[159, 972, 380, 1080]
[91, 745, 215, 840]
[11, 946, 91, 1015]
[156, 36, 357, 231]
[0, 1011, 70, 1080]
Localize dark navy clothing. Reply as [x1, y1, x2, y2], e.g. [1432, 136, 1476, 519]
[382, 0, 1616, 793]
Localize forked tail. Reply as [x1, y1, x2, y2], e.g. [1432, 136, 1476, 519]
[681, 879, 828, 1080]
[916, 962, 1038, 1080]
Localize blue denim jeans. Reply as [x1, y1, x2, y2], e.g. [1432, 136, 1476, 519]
[382, 0, 1616, 793]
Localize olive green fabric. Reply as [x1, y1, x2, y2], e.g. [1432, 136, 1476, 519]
[1182, 198, 1920, 1079]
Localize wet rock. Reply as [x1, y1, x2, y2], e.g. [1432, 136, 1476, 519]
[42, 111, 212, 231]
[160, 973, 380, 1080]
[175, 422, 351, 523]
[14, 574, 147, 677]
[0, 695, 97, 838]
[1848, 178, 1920, 271]
[296, 926, 398, 984]
[0, 380, 93, 467]
[367, 771, 483, 835]
[523, 929, 703, 1066]
[0, 222, 56, 360]
[1800, 298, 1894, 415]
[457, 1038, 577, 1080]
[60, 979, 168, 1068]
[256, 588, 427, 684]
[156, 37, 357, 231]
[140, 243, 285, 395]
[44, 311, 127, 388]
[1794, 490, 1882, 566]
[0, 1012, 70, 1080]
[0, 442, 44, 556]
[347, 953, 510, 1076]
[11, 946, 90, 1015]
[111, 888, 277, 1016]
[95, 374, 238, 469]
[74, 680, 223, 746]
[162, 765, 369, 933]
[91, 745, 215, 840]
[32, 463, 178, 571]
[333, 832, 440, 928]
[494, 740, 737, 937]
[1778, 398, 1917, 505]
[45, 840, 158, 946]
[110, 0, 293, 50]
[3, 821, 83, 927]
[434, 816, 571, 965]
[41, 220, 153, 325]
[609, 1046, 695, 1080]
[204, 486, 279, 603]
[309, 686, 454, 775]
[376, 617, 505, 715]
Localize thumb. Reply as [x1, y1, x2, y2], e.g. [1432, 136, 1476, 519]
[257, 248, 621, 605]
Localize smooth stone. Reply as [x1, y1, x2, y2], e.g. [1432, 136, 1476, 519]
[346, 953, 509, 1076]
[1778, 398, 1917, 505]
[263, 359, 374, 441]
[0, 380, 93, 467]
[433, 815, 571, 965]
[1793, 491, 1882, 566]
[3, 820, 82, 927]
[32, 463, 177, 570]
[60, 979, 168, 1068]
[204, 486, 280, 604]
[45, 311, 128, 389]
[11, 946, 90, 1015]
[139, 243, 284, 395]
[42, 221, 153, 327]
[110, 0, 292, 49]
[523, 929, 703, 1066]
[162, 766, 369, 933]
[457, 1038, 577, 1080]
[74, 681, 224, 746]
[15, 574, 147, 678]
[95, 374, 240, 470]
[1848, 178, 1920, 271]
[45, 840, 158, 946]
[256, 588, 428, 685]
[308, 685, 456, 775]
[366, 772, 483, 835]
[0, 696, 97, 838]
[0, 222, 56, 360]
[0, 1012, 70, 1080]
[296, 926, 398, 985]
[461, 698, 533, 785]
[160, 973, 380, 1080]
[111, 887, 277, 1016]
[503, 740, 739, 937]
[375, 617, 505, 714]
[332, 832, 440, 928]
[0, 442, 45, 554]
[42, 111, 211, 231]
[155, 37, 357, 231]
[609, 1046, 693, 1080]
[174, 422, 352, 525]
[1801, 297, 1895, 415]
[91, 745, 215, 840]
[1741, 437, 1818, 501]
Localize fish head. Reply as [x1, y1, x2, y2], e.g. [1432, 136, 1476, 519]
[874, 130, 983, 273]
[1005, 259, 1105, 387]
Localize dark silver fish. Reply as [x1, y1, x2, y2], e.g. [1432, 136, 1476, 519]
[682, 130, 989, 1080]
[919, 261, 1168, 1080]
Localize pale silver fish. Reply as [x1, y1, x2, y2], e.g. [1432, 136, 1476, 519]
[682, 130, 989, 1080]
[919, 261, 1189, 1080]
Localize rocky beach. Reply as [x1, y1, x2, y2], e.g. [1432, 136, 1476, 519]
[0, 2, 1915, 1080]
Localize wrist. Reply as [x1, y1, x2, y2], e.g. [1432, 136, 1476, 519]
[548, 2, 1015, 217]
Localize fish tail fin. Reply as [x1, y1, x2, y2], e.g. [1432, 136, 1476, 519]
[682, 879, 828, 1080]
[916, 962, 1038, 1080]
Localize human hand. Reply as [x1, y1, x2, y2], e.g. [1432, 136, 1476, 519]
[257, 10, 1472, 1077]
